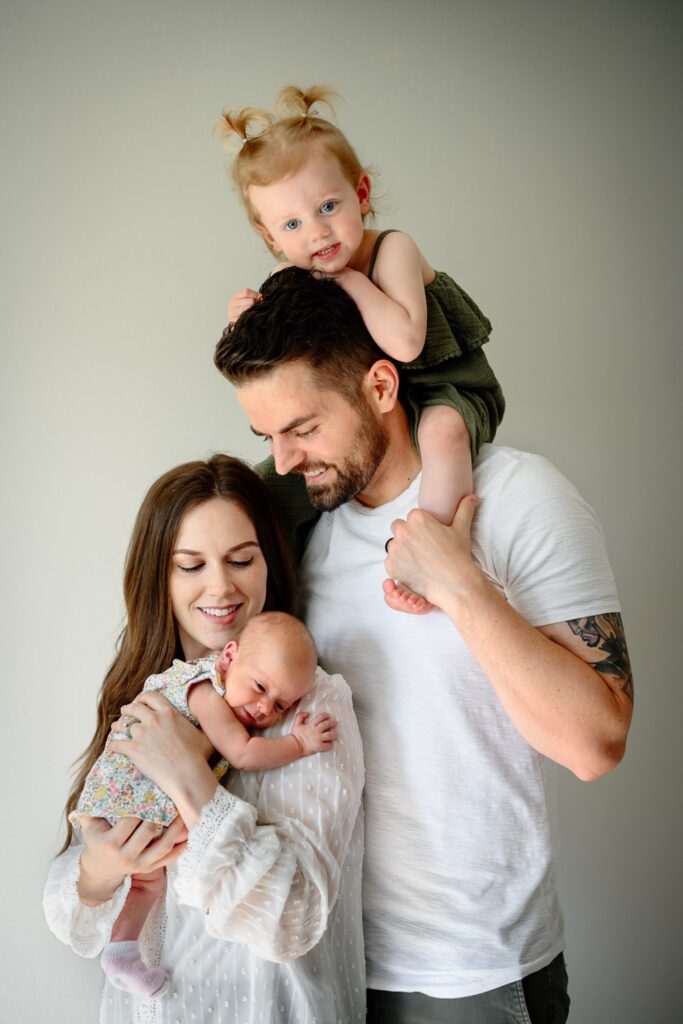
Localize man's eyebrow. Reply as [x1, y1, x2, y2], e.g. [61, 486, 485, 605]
[250, 415, 315, 437]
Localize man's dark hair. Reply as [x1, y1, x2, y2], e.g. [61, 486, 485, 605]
[214, 267, 387, 402]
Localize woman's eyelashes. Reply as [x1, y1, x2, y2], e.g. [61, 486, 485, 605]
[176, 556, 255, 574]
[229, 557, 255, 569]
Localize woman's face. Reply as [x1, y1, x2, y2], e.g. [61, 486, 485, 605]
[169, 497, 268, 660]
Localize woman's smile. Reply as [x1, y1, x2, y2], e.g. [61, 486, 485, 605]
[198, 603, 242, 622]
[170, 497, 268, 660]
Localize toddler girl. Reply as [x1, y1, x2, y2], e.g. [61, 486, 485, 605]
[70, 611, 334, 998]
[221, 84, 505, 614]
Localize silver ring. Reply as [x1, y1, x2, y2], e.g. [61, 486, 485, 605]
[118, 714, 140, 740]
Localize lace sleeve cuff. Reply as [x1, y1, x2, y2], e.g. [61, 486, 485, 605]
[43, 845, 131, 957]
[179, 786, 239, 874]
[173, 784, 280, 913]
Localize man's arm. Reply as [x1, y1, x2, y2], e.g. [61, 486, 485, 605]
[541, 613, 634, 704]
[385, 497, 633, 781]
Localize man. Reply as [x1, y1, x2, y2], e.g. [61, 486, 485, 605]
[214, 268, 633, 1023]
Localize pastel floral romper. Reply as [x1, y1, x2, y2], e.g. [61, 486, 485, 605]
[70, 657, 229, 828]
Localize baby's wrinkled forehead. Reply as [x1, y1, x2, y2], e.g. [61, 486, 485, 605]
[240, 611, 317, 683]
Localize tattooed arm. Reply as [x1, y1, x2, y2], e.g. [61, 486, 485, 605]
[386, 503, 634, 781]
[545, 614, 634, 704]
[531, 612, 634, 777]
[442, 586, 634, 780]
[444, 590, 633, 781]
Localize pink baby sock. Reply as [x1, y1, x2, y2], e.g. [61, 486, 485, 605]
[101, 940, 168, 998]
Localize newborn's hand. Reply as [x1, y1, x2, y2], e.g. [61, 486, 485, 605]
[291, 711, 337, 756]
[228, 288, 261, 324]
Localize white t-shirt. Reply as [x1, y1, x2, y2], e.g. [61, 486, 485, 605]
[299, 445, 620, 998]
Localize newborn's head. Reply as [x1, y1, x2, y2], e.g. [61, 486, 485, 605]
[218, 611, 317, 729]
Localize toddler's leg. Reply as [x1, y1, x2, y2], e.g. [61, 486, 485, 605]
[101, 868, 168, 998]
[384, 406, 473, 616]
[417, 405, 473, 523]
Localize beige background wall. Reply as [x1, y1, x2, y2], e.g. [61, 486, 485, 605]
[2, 1, 681, 1020]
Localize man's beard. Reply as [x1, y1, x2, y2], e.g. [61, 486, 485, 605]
[298, 403, 388, 511]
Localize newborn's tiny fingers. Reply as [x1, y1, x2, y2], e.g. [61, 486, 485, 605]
[311, 712, 335, 727]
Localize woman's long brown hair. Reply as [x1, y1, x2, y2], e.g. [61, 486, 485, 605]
[61, 454, 296, 852]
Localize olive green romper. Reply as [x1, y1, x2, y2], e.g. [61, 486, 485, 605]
[257, 230, 505, 558]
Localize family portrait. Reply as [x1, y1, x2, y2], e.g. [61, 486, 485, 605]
[3, 1, 680, 1022]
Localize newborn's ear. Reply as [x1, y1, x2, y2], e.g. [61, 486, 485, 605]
[217, 640, 238, 674]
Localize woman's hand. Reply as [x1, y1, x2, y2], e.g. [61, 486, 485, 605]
[77, 815, 188, 905]
[110, 692, 212, 792]
[110, 692, 219, 829]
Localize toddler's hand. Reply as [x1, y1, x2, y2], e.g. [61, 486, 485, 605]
[228, 288, 261, 324]
[291, 711, 337, 756]
[312, 266, 356, 285]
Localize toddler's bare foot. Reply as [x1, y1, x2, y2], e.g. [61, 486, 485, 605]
[382, 578, 433, 615]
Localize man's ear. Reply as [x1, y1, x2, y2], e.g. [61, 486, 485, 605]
[363, 359, 400, 413]
[217, 640, 238, 675]
[356, 173, 371, 215]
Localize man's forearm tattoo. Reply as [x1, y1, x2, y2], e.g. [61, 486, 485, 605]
[568, 613, 634, 703]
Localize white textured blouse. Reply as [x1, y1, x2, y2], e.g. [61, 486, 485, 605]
[44, 668, 366, 1024]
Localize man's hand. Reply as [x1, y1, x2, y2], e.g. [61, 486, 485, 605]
[384, 495, 482, 609]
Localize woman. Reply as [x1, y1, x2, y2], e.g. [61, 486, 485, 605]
[44, 454, 366, 1024]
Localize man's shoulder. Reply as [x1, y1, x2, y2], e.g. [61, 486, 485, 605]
[472, 444, 598, 552]
[473, 444, 576, 499]
[472, 447, 617, 625]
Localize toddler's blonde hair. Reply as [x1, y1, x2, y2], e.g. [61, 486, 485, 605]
[219, 84, 374, 253]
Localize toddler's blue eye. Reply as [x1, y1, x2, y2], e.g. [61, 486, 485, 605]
[284, 219, 300, 231]
[320, 201, 337, 214]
